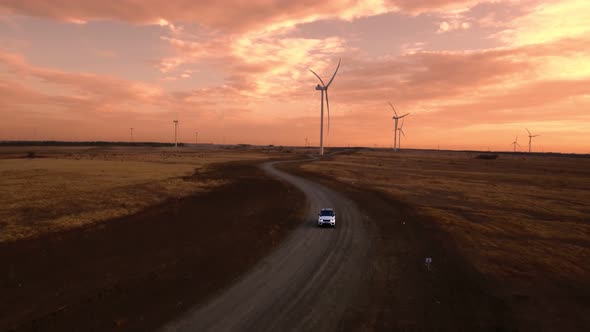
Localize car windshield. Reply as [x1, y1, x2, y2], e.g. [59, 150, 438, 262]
[320, 210, 334, 216]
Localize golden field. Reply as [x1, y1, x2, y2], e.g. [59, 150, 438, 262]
[0, 146, 279, 242]
[302, 149, 590, 327]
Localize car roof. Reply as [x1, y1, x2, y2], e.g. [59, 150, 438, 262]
[320, 208, 334, 211]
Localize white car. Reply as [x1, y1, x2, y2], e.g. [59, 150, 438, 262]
[318, 208, 336, 227]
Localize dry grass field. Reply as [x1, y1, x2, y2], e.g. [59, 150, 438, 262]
[1, 155, 306, 331]
[0, 146, 282, 242]
[302, 149, 590, 330]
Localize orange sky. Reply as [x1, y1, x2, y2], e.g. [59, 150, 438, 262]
[0, 0, 589, 153]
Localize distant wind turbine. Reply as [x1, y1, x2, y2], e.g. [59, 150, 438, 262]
[173, 120, 179, 147]
[130, 127, 134, 142]
[526, 128, 540, 153]
[195, 131, 198, 144]
[389, 102, 409, 152]
[511, 135, 520, 152]
[310, 58, 341, 155]
[398, 118, 406, 150]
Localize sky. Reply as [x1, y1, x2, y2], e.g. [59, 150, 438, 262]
[0, 0, 589, 153]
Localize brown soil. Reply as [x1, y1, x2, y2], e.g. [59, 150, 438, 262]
[0, 161, 305, 332]
[279, 161, 516, 331]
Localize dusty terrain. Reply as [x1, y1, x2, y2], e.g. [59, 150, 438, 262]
[0, 146, 280, 242]
[2, 145, 588, 332]
[0, 155, 305, 331]
[295, 149, 590, 331]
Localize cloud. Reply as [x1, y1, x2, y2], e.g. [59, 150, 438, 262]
[499, 0, 590, 46]
[328, 47, 532, 107]
[439, 21, 451, 32]
[0, 49, 263, 123]
[392, 0, 482, 14]
[0, 0, 501, 34]
[158, 27, 348, 96]
[92, 49, 118, 59]
[0, 50, 209, 115]
[0, 0, 393, 33]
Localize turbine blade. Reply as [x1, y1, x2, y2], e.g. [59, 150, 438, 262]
[400, 129, 406, 137]
[388, 102, 398, 117]
[325, 89, 331, 135]
[526, 128, 531, 136]
[326, 58, 341, 88]
[400, 118, 405, 129]
[399, 113, 410, 119]
[309, 69, 325, 86]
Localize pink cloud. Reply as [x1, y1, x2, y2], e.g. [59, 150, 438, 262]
[0, 0, 390, 32]
[392, 0, 480, 13]
[0, 0, 498, 33]
[0, 49, 252, 122]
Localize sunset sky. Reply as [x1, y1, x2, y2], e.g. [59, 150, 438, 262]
[1, 0, 589, 153]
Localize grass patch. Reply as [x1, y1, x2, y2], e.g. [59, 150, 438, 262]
[0, 146, 282, 242]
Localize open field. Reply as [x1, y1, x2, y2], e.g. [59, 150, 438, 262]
[298, 149, 590, 331]
[0, 146, 290, 242]
[3, 145, 589, 331]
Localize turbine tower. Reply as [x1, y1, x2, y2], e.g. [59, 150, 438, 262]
[195, 131, 198, 144]
[511, 135, 520, 152]
[130, 128, 134, 143]
[389, 102, 409, 152]
[173, 120, 179, 148]
[310, 58, 341, 155]
[526, 128, 540, 153]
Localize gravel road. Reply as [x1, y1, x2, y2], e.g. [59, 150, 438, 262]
[160, 160, 370, 331]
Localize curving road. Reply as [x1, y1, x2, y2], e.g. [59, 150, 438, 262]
[160, 160, 370, 332]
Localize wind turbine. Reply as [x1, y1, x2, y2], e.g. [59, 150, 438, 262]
[511, 135, 520, 152]
[130, 128, 134, 143]
[195, 131, 198, 144]
[173, 120, 179, 147]
[389, 102, 409, 152]
[310, 58, 341, 155]
[526, 128, 540, 153]
[398, 118, 406, 150]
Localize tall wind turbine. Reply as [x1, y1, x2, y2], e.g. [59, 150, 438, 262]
[173, 120, 179, 147]
[398, 118, 406, 150]
[511, 135, 520, 152]
[310, 58, 341, 156]
[389, 102, 409, 152]
[130, 128, 134, 142]
[526, 128, 540, 153]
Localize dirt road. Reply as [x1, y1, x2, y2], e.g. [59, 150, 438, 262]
[161, 160, 371, 331]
